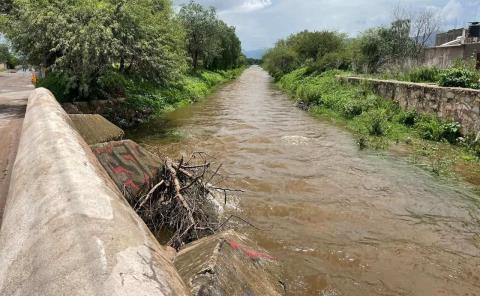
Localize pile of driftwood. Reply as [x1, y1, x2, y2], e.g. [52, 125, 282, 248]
[127, 152, 242, 249]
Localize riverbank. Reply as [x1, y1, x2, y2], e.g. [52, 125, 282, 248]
[46, 68, 245, 128]
[277, 68, 480, 190]
[128, 66, 480, 295]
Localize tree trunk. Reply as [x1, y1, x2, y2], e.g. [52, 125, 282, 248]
[193, 51, 199, 70]
[119, 55, 125, 73]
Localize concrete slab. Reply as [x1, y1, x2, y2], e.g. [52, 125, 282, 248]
[70, 114, 125, 145]
[175, 230, 284, 296]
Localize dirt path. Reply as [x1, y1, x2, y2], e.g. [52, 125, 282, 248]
[0, 71, 34, 223]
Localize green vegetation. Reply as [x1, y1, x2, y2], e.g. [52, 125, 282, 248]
[438, 67, 480, 89]
[279, 69, 474, 147]
[0, 42, 19, 69]
[368, 63, 480, 89]
[179, 2, 244, 71]
[263, 10, 440, 80]
[277, 68, 480, 181]
[0, 0, 246, 117]
[261, 5, 480, 183]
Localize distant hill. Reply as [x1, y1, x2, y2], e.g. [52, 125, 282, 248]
[243, 48, 267, 59]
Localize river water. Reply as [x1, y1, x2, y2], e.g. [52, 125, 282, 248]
[129, 66, 480, 296]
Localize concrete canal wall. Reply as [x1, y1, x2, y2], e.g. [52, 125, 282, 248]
[339, 76, 480, 135]
[0, 88, 189, 295]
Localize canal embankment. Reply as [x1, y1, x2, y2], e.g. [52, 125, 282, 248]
[0, 88, 189, 295]
[277, 68, 480, 186]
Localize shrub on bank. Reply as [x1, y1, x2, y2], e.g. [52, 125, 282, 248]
[438, 68, 480, 89]
[406, 67, 441, 83]
[36, 73, 77, 103]
[278, 68, 465, 149]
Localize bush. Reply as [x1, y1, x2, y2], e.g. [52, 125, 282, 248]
[406, 67, 440, 83]
[341, 100, 364, 118]
[415, 115, 444, 141]
[262, 45, 299, 80]
[441, 121, 462, 144]
[97, 71, 129, 98]
[366, 110, 389, 136]
[36, 73, 76, 103]
[199, 71, 225, 86]
[438, 68, 479, 88]
[310, 50, 351, 73]
[415, 115, 462, 143]
[396, 110, 418, 126]
[355, 109, 389, 136]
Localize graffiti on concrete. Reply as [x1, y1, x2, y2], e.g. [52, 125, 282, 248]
[92, 140, 161, 196]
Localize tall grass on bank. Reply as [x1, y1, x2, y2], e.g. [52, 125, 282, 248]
[279, 68, 470, 151]
[37, 68, 244, 126]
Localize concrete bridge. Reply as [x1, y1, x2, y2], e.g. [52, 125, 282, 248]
[0, 75, 190, 295]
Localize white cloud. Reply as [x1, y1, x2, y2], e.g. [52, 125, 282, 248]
[174, 0, 480, 51]
[441, 0, 463, 22]
[236, 0, 273, 13]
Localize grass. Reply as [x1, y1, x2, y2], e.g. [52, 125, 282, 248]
[277, 68, 480, 186]
[123, 68, 245, 116]
[39, 67, 245, 127]
[364, 63, 480, 89]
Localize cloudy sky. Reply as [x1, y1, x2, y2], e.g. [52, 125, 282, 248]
[174, 0, 480, 53]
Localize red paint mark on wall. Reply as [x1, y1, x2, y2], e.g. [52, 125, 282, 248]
[123, 154, 135, 162]
[112, 166, 132, 175]
[227, 240, 275, 261]
[94, 145, 114, 155]
[143, 173, 151, 185]
[124, 179, 140, 191]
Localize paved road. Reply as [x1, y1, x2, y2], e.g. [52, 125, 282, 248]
[0, 71, 34, 224]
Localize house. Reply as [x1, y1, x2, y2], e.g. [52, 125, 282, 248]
[424, 22, 480, 69]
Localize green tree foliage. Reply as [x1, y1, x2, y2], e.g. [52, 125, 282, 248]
[207, 22, 242, 70]
[179, 1, 243, 71]
[0, 41, 19, 69]
[3, 0, 186, 99]
[0, 43, 9, 63]
[262, 31, 349, 79]
[262, 41, 299, 79]
[354, 20, 416, 73]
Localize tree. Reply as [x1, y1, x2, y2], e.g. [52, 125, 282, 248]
[393, 6, 440, 58]
[0, 0, 13, 15]
[208, 22, 242, 70]
[262, 41, 299, 79]
[0, 43, 9, 63]
[286, 30, 345, 63]
[178, 1, 221, 70]
[2, 0, 186, 98]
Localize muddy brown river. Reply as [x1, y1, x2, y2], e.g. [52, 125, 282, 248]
[129, 66, 480, 295]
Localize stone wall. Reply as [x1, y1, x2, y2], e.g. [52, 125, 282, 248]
[339, 76, 480, 135]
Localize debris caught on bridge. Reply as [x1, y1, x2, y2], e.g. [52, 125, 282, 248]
[127, 152, 244, 249]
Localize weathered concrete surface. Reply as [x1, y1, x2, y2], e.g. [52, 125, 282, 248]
[174, 230, 284, 296]
[0, 71, 34, 224]
[62, 98, 153, 128]
[339, 76, 480, 135]
[92, 140, 162, 197]
[0, 88, 189, 295]
[70, 114, 125, 145]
